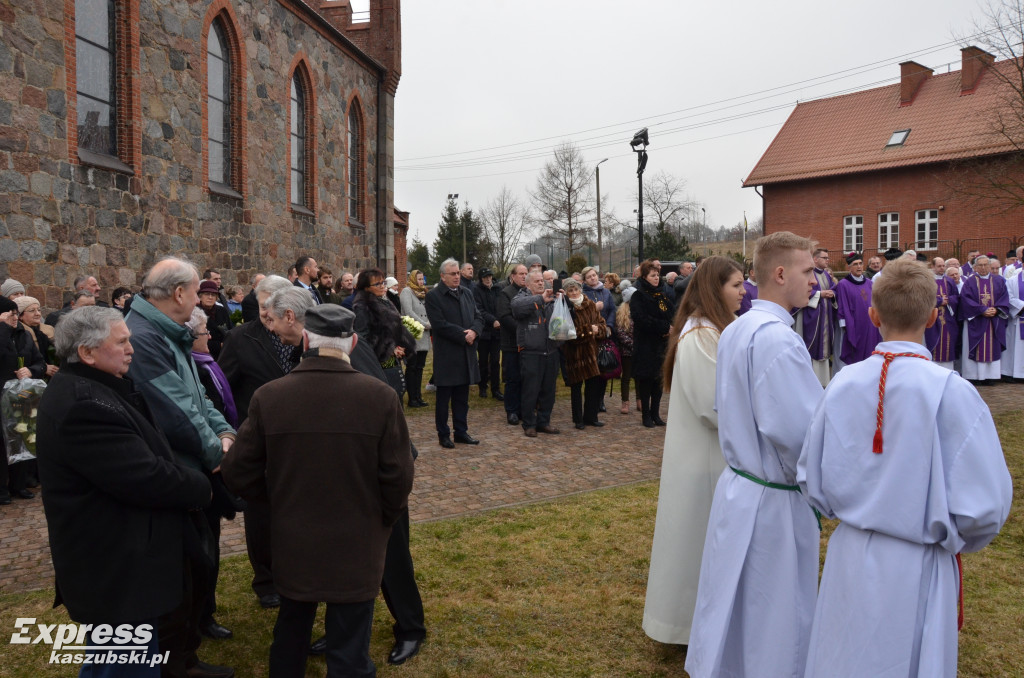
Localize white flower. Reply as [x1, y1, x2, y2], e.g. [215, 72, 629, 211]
[27, 434, 35, 444]
[30, 409, 37, 417]
[14, 423, 28, 434]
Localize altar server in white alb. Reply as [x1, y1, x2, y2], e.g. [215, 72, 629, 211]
[1001, 266, 1024, 381]
[799, 258, 1012, 678]
[686, 232, 824, 678]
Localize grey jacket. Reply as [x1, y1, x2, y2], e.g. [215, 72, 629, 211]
[511, 289, 560, 355]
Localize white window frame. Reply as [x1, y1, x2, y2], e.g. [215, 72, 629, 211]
[878, 212, 899, 250]
[915, 209, 938, 251]
[843, 215, 863, 253]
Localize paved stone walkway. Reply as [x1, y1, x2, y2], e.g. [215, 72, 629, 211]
[1, 383, 1020, 595]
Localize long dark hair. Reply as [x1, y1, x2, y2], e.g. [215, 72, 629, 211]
[662, 256, 743, 390]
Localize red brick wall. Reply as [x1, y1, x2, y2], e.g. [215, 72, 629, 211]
[763, 163, 1024, 268]
[393, 223, 407, 287]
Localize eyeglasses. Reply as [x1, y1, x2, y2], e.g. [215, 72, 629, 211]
[370, 281, 387, 288]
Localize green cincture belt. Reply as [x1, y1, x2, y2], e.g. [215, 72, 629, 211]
[730, 466, 822, 530]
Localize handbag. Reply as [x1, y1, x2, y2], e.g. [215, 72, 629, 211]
[597, 338, 622, 380]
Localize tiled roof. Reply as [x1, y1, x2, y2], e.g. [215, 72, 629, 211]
[743, 60, 1021, 186]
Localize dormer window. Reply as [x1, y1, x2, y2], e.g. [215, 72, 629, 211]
[886, 129, 910, 147]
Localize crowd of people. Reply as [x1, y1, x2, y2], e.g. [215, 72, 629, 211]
[2, 238, 1018, 677]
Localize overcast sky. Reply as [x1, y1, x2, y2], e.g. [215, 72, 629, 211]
[363, 0, 986, 255]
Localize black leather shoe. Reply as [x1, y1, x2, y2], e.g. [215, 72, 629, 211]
[200, 620, 233, 640]
[507, 413, 520, 425]
[575, 422, 585, 430]
[0, 495, 11, 505]
[585, 420, 605, 427]
[439, 436, 455, 449]
[642, 416, 656, 428]
[186, 660, 235, 678]
[309, 636, 327, 656]
[479, 387, 488, 398]
[13, 489, 34, 500]
[492, 391, 504, 401]
[258, 593, 281, 609]
[408, 399, 428, 408]
[598, 402, 607, 413]
[387, 638, 423, 665]
[652, 416, 666, 426]
[454, 433, 479, 445]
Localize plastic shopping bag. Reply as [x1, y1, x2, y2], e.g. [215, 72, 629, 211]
[2, 378, 46, 464]
[548, 294, 577, 341]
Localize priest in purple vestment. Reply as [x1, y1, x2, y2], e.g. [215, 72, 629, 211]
[835, 252, 881, 369]
[958, 255, 1010, 383]
[796, 248, 837, 386]
[924, 257, 960, 369]
[738, 267, 758, 315]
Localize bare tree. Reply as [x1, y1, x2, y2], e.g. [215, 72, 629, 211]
[480, 186, 531, 277]
[530, 142, 595, 257]
[947, 0, 1024, 210]
[639, 171, 693, 237]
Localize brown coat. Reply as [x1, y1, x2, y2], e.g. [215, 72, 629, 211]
[564, 296, 603, 385]
[221, 352, 414, 604]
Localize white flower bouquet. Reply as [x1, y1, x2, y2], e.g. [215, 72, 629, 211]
[2, 377, 46, 463]
[401, 315, 425, 340]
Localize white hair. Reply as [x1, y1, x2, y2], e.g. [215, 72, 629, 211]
[185, 307, 207, 333]
[255, 275, 292, 299]
[267, 286, 313, 322]
[306, 332, 354, 353]
[440, 258, 459, 275]
[54, 306, 125, 363]
[142, 257, 199, 301]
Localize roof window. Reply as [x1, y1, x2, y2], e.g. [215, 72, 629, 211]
[886, 129, 910, 147]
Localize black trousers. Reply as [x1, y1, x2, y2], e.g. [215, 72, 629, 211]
[244, 499, 276, 597]
[519, 351, 559, 430]
[476, 338, 501, 392]
[381, 508, 426, 642]
[636, 376, 663, 418]
[158, 513, 215, 677]
[269, 597, 375, 678]
[570, 376, 604, 424]
[405, 350, 428, 403]
[201, 506, 222, 625]
[501, 350, 521, 416]
[434, 384, 469, 437]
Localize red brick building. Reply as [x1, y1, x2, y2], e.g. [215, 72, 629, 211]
[744, 47, 1024, 268]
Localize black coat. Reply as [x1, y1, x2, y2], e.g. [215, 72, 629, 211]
[352, 292, 416, 364]
[201, 302, 234, 361]
[424, 284, 483, 387]
[630, 280, 674, 379]
[218, 321, 301, 425]
[241, 288, 260, 324]
[473, 282, 502, 341]
[497, 280, 525, 351]
[36, 362, 211, 624]
[0, 322, 46, 380]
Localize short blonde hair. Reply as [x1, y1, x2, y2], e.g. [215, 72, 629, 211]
[870, 259, 935, 331]
[753, 231, 814, 284]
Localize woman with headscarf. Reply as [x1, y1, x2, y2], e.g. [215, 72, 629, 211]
[400, 270, 432, 408]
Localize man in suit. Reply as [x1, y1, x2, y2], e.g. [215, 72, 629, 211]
[37, 306, 211, 676]
[425, 258, 484, 448]
[217, 275, 297, 609]
[292, 256, 322, 304]
[222, 304, 413, 678]
[240, 274, 265, 324]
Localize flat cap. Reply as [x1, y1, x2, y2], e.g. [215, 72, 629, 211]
[304, 304, 355, 338]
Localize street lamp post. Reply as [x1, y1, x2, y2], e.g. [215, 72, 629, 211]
[595, 158, 608, 271]
[631, 128, 649, 262]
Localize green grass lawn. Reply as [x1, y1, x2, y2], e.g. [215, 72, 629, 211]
[1, 415, 1020, 677]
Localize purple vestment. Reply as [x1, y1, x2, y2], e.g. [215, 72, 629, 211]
[958, 274, 1010, 362]
[800, 268, 837, 360]
[835, 276, 881, 365]
[924, 276, 960, 363]
[738, 280, 758, 315]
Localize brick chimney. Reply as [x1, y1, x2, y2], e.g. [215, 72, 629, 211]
[899, 61, 933, 105]
[319, 0, 402, 94]
[319, 0, 353, 29]
[961, 46, 995, 93]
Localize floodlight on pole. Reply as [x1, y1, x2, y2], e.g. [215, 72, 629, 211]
[595, 158, 608, 272]
[631, 128, 649, 262]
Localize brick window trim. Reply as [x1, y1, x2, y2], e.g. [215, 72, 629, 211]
[201, 1, 248, 198]
[346, 93, 366, 228]
[288, 54, 317, 217]
[64, 0, 142, 174]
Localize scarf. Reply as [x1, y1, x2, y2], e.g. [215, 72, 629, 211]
[406, 272, 428, 300]
[191, 351, 238, 427]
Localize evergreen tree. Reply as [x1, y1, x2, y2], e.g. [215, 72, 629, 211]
[407, 235, 431, 276]
[643, 223, 692, 261]
[430, 197, 492, 273]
